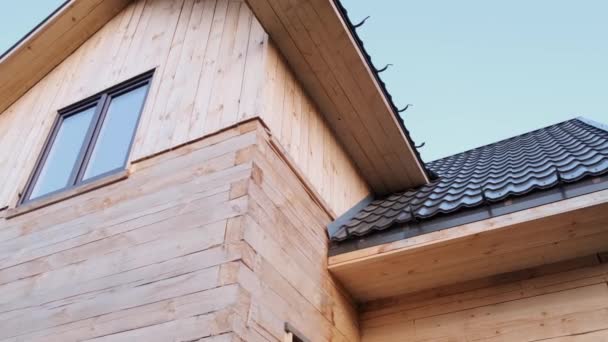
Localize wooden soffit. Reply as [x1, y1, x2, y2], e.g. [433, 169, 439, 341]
[245, 0, 429, 194]
[328, 189, 608, 302]
[0, 0, 132, 117]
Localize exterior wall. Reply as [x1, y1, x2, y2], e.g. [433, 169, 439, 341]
[0, 0, 370, 216]
[0, 119, 358, 341]
[231, 120, 360, 341]
[260, 42, 371, 216]
[360, 255, 608, 342]
[0, 122, 255, 341]
[0, 1, 367, 338]
[0, 0, 266, 210]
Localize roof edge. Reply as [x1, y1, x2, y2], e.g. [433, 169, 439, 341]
[0, 0, 133, 116]
[330, 173, 608, 255]
[328, 194, 374, 237]
[0, 0, 70, 61]
[245, 0, 431, 193]
[428, 117, 599, 164]
[577, 116, 608, 132]
[332, 0, 432, 182]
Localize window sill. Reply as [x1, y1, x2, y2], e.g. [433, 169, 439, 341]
[5, 169, 129, 219]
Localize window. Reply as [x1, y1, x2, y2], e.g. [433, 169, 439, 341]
[21, 72, 153, 204]
[284, 324, 308, 342]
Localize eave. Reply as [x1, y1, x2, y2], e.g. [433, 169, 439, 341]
[244, 0, 430, 193]
[0, 0, 132, 116]
[328, 188, 608, 302]
[0, 0, 429, 194]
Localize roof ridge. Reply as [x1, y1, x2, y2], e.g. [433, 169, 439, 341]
[428, 117, 587, 164]
[576, 116, 608, 133]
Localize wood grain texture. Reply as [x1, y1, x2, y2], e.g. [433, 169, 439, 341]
[244, 0, 429, 193]
[221, 121, 361, 341]
[0, 121, 257, 341]
[329, 188, 608, 301]
[0, 0, 370, 218]
[261, 41, 371, 216]
[0, 118, 359, 341]
[360, 256, 608, 342]
[0, 0, 264, 209]
[0, 0, 133, 116]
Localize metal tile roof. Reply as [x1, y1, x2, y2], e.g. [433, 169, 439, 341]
[331, 117, 608, 242]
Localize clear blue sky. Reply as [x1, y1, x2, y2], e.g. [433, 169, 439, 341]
[1, 1, 607, 161]
[0, 1, 65, 56]
[342, 0, 608, 161]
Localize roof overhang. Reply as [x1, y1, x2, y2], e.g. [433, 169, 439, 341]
[245, 0, 430, 193]
[1, 0, 430, 194]
[328, 188, 608, 302]
[0, 0, 132, 114]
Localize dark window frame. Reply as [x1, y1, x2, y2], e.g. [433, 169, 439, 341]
[19, 70, 154, 205]
[284, 323, 309, 342]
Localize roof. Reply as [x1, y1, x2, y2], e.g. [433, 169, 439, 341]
[330, 117, 608, 245]
[334, 0, 432, 181]
[0, 0, 430, 194]
[0, 0, 131, 116]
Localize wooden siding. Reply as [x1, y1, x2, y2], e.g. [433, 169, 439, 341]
[0, 0, 133, 116]
[329, 188, 608, 302]
[0, 0, 264, 209]
[0, 122, 255, 341]
[261, 42, 370, 216]
[0, 0, 369, 216]
[360, 255, 608, 342]
[245, 0, 430, 193]
[220, 120, 360, 341]
[0, 119, 358, 341]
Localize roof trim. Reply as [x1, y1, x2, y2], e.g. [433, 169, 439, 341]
[328, 187, 608, 300]
[3, 0, 430, 194]
[330, 173, 608, 255]
[332, 0, 432, 182]
[577, 116, 608, 132]
[245, 0, 430, 193]
[327, 194, 374, 237]
[330, 117, 608, 243]
[0, 0, 70, 60]
[0, 0, 133, 116]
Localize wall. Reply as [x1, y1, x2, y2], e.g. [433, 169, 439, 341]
[0, 121, 255, 341]
[0, 0, 370, 216]
[260, 42, 371, 216]
[0, 119, 359, 341]
[230, 120, 360, 341]
[0, 0, 264, 210]
[360, 254, 608, 342]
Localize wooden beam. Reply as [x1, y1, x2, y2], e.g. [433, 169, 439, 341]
[245, 0, 429, 193]
[0, 0, 133, 116]
[329, 188, 608, 302]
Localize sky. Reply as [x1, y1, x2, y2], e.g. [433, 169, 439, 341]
[0, 1, 65, 57]
[342, 0, 608, 161]
[1, 1, 607, 161]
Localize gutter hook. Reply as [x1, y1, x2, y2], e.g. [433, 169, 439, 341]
[408, 206, 419, 223]
[353, 16, 370, 28]
[554, 166, 563, 184]
[376, 64, 392, 73]
[398, 104, 413, 113]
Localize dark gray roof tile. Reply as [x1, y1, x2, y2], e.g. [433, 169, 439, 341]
[331, 117, 608, 242]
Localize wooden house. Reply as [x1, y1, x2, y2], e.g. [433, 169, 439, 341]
[0, 0, 607, 341]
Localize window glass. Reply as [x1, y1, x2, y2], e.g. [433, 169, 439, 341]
[29, 107, 95, 199]
[22, 71, 152, 204]
[83, 85, 148, 180]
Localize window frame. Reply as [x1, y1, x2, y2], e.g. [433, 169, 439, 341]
[284, 323, 309, 342]
[19, 71, 153, 205]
